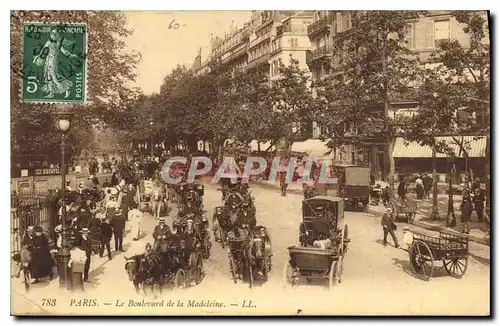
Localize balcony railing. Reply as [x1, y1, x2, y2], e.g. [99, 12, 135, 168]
[307, 14, 334, 36]
[307, 45, 333, 64]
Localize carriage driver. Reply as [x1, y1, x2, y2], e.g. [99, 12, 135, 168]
[152, 217, 172, 252]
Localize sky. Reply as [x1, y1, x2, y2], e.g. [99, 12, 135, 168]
[125, 11, 252, 95]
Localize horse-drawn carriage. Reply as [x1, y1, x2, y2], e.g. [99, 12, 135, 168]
[212, 189, 255, 248]
[227, 223, 272, 288]
[284, 196, 349, 289]
[137, 180, 167, 217]
[124, 234, 204, 295]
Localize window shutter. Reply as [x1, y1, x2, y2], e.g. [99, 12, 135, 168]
[425, 21, 435, 48]
[414, 22, 425, 49]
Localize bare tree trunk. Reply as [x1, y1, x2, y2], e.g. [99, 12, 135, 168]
[430, 141, 440, 220]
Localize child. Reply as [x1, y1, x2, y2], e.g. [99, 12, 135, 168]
[402, 226, 414, 251]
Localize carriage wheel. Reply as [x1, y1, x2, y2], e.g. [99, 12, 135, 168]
[328, 260, 339, 290]
[228, 252, 238, 284]
[174, 269, 186, 289]
[443, 257, 468, 279]
[194, 253, 204, 285]
[410, 240, 434, 281]
[283, 261, 297, 289]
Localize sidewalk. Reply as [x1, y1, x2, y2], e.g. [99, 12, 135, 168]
[253, 179, 490, 246]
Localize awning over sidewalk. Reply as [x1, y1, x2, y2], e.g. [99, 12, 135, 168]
[393, 136, 487, 158]
[249, 140, 275, 152]
[291, 139, 332, 158]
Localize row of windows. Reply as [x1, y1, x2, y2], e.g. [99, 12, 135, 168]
[249, 42, 270, 62]
[272, 37, 299, 52]
[270, 59, 283, 76]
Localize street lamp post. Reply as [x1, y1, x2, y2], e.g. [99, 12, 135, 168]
[54, 106, 74, 290]
[446, 163, 456, 227]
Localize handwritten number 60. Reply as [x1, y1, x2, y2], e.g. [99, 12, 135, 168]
[169, 19, 180, 30]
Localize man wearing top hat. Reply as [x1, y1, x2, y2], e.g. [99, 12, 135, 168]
[31, 226, 54, 282]
[109, 193, 126, 252]
[79, 228, 92, 282]
[153, 217, 172, 252]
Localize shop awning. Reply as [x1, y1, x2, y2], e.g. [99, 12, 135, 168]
[291, 139, 332, 158]
[393, 136, 487, 158]
[249, 140, 275, 152]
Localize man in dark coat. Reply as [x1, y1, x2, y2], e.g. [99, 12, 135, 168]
[31, 226, 54, 281]
[111, 172, 119, 187]
[381, 186, 390, 206]
[422, 174, 433, 199]
[21, 226, 35, 249]
[398, 181, 406, 201]
[381, 207, 399, 248]
[120, 189, 133, 221]
[111, 207, 125, 252]
[153, 217, 172, 252]
[99, 216, 113, 260]
[79, 228, 92, 282]
[460, 190, 474, 234]
[474, 188, 485, 222]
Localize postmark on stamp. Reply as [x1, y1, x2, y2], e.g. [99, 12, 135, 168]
[21, 22, 87, 104]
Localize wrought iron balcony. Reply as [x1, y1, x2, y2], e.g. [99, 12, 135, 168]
[306, 45, 333, 65]
[307, 14, 334, 37]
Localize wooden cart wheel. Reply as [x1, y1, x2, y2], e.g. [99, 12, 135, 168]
[283, 261, 296, 288]
[328, 260, 339, 290]
[443, 257, 468, 279]
[194, 252, 204, 285]
[410, 240, 434, 281]
[228, 252, 238, 284]
[174, 269, 186, 289]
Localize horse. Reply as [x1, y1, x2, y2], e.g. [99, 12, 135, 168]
[151, 185, 167, 218]
[125, 251, 173, 297]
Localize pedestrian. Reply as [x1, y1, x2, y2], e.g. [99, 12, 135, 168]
[473, 188, 485, 222]
[398, 181, 406, 201]
[128, 202, 143, 241]
[381, 186, 390, 206]
[99, 216, 113, 260]
[79, 228, 92, 282]
[415, 175, 424, 199]
[111, 172, 119, 187]
[120, 188, 133, 221]
[381, 207, 399, 248]
[111, 205, 125, 252]
[422, 174, 433, 199]
[460, 190, 473, 234]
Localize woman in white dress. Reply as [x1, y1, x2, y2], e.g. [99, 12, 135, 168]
[128, 202, 143, 241]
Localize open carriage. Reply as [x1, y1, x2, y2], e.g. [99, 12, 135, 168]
[284, 196, 349, 289]
[409, 230, 468, 280]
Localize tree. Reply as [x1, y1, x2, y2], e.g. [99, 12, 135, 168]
[269, 57, 318, 152]
[427, 11, 490, 221]
[316, 11, 423, 188]
[10, 11, 141, 163]
[399, 65, 465, 220]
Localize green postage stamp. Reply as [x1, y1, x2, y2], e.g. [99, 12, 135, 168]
[21, 22, 87, 104]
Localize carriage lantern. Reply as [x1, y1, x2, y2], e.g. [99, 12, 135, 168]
[53, 105, 74, 290]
